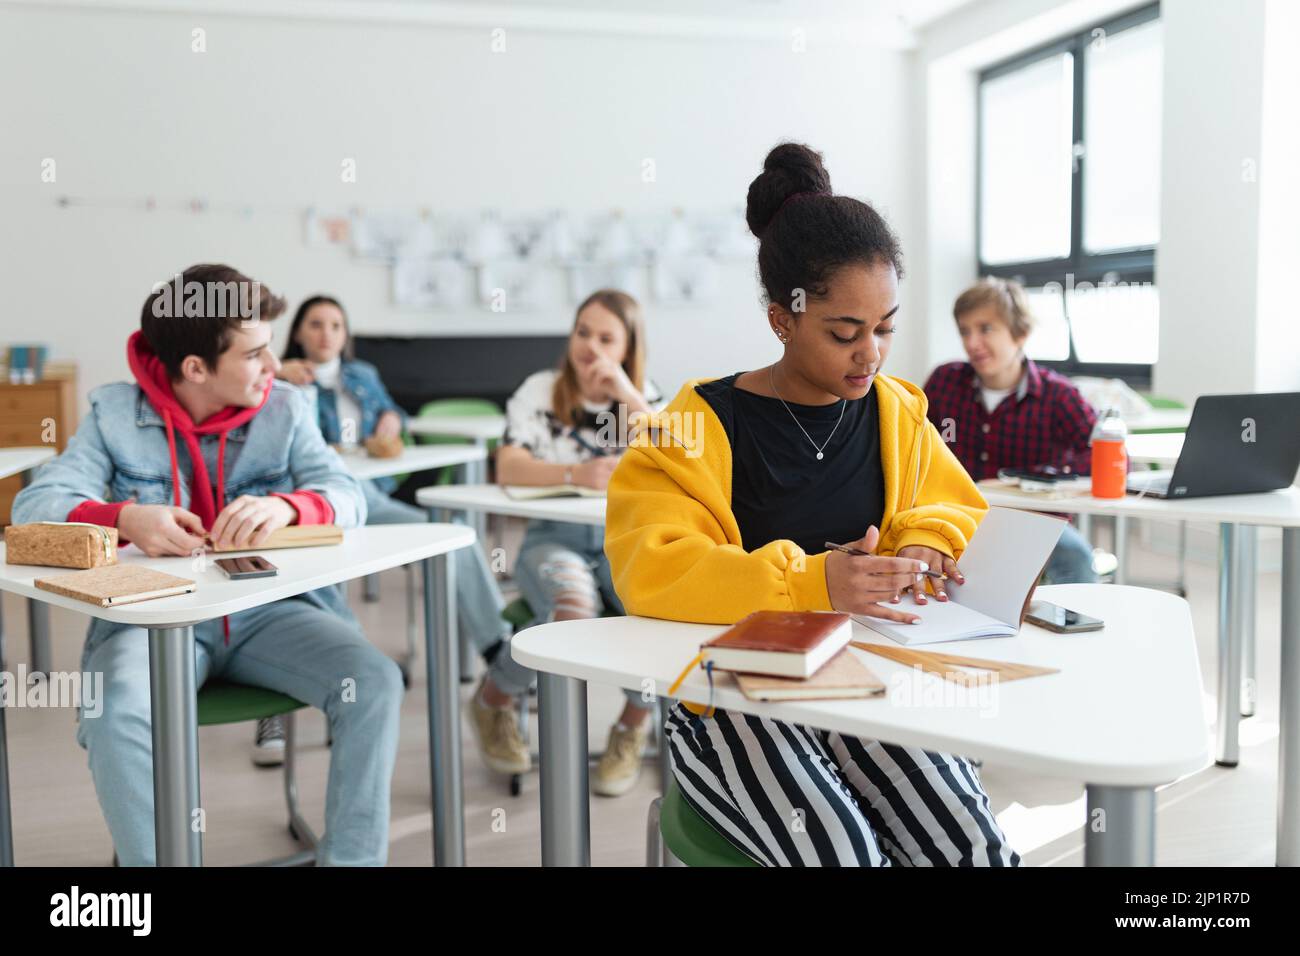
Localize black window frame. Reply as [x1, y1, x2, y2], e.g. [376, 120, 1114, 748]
[976, 2, 1161, 388]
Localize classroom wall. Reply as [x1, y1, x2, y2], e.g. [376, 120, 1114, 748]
[0, 1, 919, 412]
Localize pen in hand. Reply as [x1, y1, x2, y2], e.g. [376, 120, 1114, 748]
[822, 541, 948, 578]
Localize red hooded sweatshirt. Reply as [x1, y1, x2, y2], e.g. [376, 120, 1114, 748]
[68, 331, 334, 533]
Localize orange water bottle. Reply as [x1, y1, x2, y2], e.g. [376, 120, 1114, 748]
[1090, 410, 1128, 498]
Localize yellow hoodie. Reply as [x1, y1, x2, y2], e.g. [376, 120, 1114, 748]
[605, 373, 988, 626]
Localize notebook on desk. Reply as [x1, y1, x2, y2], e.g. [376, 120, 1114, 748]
[852, 507, 1066, 646]
[502, 485, 606, 501]
[35, 564, 195, 608]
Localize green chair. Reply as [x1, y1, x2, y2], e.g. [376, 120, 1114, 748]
[649, 782, 758, 867]
[114, 681, 318, 866]
[202, 681, 318, 865]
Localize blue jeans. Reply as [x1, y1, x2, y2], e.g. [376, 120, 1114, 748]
[77, 597, 404, 866]
[1044, 522, 1099, 584]
[492, 521, 643, 711]
[361, 480, 511, 650]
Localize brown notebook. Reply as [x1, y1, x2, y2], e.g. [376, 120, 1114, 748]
[702, 611, 852, 679]
[735, 649, 886, 702]
[35, 565, 196, 608]
[208, 524, 343, 553]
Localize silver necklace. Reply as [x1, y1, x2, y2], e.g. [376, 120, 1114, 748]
[769, 366, 846, 461]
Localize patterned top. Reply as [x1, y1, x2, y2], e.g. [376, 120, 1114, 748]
[502, 368, 663, 465]
[922, 358, 1097, 480]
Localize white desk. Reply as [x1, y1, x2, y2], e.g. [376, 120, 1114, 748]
[0, 524, 475, 867]
[416, 483, 605, 528]
[407, 414, 506, 447]
[979, 481, 1300, 865]
[0, 447, 55, 480]
[338, 444, 484, 483]
[514, 584, 1209, 867]
[1, 447, 58, 679]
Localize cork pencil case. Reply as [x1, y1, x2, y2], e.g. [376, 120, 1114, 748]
[5, 521, 119, 569]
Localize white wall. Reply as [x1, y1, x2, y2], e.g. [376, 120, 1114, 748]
[1254, 0, 1300, 394]
[0, 2, 918, 410]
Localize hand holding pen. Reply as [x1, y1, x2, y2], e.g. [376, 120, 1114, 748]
[823, 526, 939, 624]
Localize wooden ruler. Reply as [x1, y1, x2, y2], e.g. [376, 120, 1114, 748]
[208, 524, 343, 552]
[850, 641, 1059, 687]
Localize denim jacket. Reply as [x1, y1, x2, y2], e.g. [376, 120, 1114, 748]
[314, 359, 407, 446]
[12, 378, 366, 640]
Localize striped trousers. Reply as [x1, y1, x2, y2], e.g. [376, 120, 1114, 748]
[665, 704, 1019, 867]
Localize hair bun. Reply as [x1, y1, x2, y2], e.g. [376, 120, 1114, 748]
[745, 142, 832, 238]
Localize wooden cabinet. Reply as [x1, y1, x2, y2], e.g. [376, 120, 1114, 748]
[0, 368, 77, 524]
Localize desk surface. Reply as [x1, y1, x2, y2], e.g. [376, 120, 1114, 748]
[0, 446, 55, 481]
[416, 483, 606, 526]
[979, 480, 1300, 527]
[339, 444, 485, 481]
[0, 524, 475, 627]
[513, 584, 1209, 787]
[407, 415, 507, 441]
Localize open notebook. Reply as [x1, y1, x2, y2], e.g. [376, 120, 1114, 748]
[852, 507, 1066, 646]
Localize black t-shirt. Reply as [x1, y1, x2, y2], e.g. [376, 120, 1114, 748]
[695, 373, 886, 556]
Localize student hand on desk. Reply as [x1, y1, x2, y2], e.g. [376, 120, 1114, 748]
[118, 503, 208, 557]
[825, 526, 932, 624]
[208, 495, 297, 551]
[373, 410, 402, 440]
[896, 545, 963, 605]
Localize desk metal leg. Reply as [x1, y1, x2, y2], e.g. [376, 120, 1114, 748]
[430, 505, 477, 686]
[148, 625, 202, 867]
[1240, 525, 1257, 718]
[26, 600, 50, 675]
[423, 552, 464, 866]
[1216, 524, 1243, 767]
[539, 672, 590, 866]
[1085, 785, 1156, 866]
[1112, 515, 1129, 586]
[1277, 527, 1300, 866]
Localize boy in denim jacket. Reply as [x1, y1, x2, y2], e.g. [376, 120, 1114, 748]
[13, 264, 403, 865]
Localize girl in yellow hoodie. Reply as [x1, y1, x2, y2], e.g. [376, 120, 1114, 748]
[605, 143, 1019, 867]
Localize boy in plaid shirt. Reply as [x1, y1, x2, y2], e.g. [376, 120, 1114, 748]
[924, 278, 1099, 582]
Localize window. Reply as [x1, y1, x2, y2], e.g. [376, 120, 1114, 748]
[978, 4, 1161, 386]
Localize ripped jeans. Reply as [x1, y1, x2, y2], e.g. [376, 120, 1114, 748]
[490, 520, 643, 710]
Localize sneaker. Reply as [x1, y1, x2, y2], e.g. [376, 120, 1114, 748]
[251, 716, 286, 767]
[592, 721, 649, 797]
[468, 679, 531, 775]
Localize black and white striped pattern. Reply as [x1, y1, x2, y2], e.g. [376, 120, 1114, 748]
[665, 704, 1020, 867]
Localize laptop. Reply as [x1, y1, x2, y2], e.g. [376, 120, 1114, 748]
[1126, 392, 1300, 499]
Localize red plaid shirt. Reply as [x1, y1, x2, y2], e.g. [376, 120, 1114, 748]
[922, 359, 1097, 481]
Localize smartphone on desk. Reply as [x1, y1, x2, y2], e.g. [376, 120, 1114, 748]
[215, 555, 278, 580]
[1026, 600, 1104, 633]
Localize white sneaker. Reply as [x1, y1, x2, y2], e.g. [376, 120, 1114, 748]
[468, 680, 531, 775]
[592, 722, 649, 797]
[251, 716, 286, 767]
